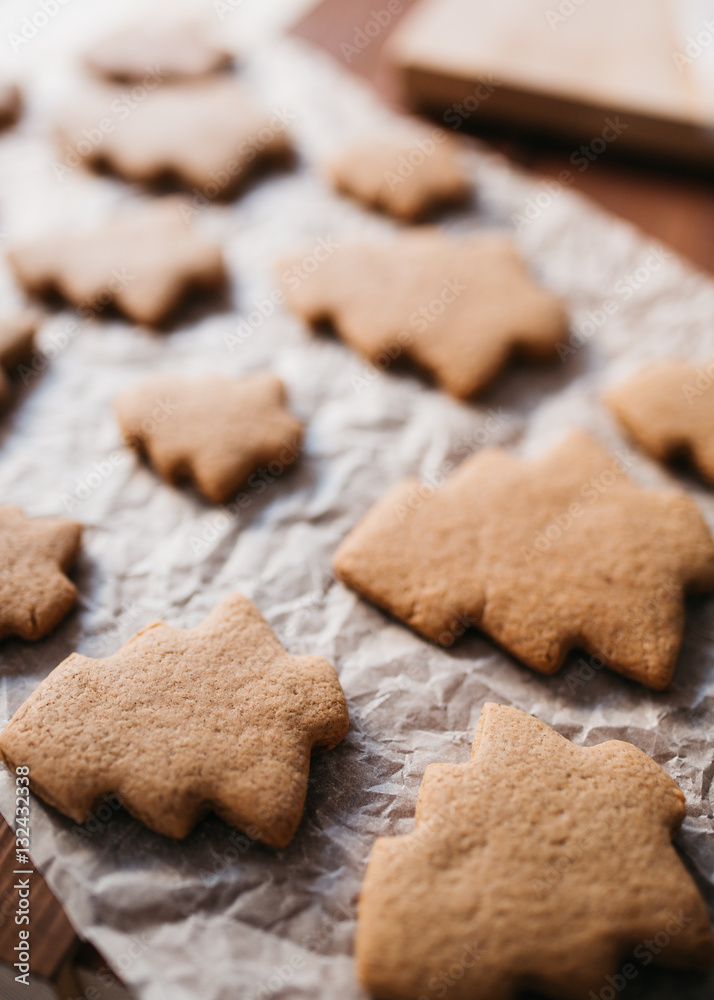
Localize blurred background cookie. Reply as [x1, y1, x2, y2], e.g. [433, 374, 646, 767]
[84, 19, 233, 83]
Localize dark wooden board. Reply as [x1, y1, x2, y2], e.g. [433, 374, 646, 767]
[0, 814, 77, 981]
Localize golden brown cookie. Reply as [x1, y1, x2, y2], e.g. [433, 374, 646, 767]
[8, 199, 226, 328]
[280, 232, 567, 399]
[0, 506, 82, 641]
[84, 21, 232, 82]
[334, 430, 714, 689]
[356, 702, 714, 1000]
[327, 137, 470, 220]
[115, 373, 303, 503]
[0, 312, 38, 412]
[0, 82, 21, 131]
[56, 77, 292, 197]
[0, 593, 349, 847]
[607, 359, 714, 483]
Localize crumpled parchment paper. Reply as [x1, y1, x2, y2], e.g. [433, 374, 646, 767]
[0, 3, 713, 999]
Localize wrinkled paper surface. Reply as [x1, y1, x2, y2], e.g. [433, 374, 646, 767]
[0, 3, 713, 999]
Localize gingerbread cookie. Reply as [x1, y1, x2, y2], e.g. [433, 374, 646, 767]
[607, 360, 714, 484]
[280, 232, 567, 399]
[0, 506, 82, 641]
[0, 82, 21, 131]
[0, 312, 38, 412]
[57, 78, 292, 197]
[357, 702, 714, 1000]
[8, 199, 226, 328]
[0, 593, 349, 847]
[85, 21, 232, 82]
[328, 137, 470, 220]
[334, 430, 714, 689]
[115, 373, 303, 503]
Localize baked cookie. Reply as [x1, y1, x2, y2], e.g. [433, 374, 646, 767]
[357, 702, 714, 1000]
[115, 373, 303, 503]
[607, 360, 714, 483]
[0, 82, 21, 131]
[0, 312, 38, 412]
[0, 593, 349, 847]
[57, 78, 292, 197]
[0, 506, 82, 641]
[327, 137, 470, 220]
[334, 430, 714, 689]
[85, 21, 232, 82]
[280, 232, 567, 399]
[8, 198, 226, 327]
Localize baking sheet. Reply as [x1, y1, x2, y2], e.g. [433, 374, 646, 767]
[0, 3, 713, 999]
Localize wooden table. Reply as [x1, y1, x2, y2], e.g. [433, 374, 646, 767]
[293, 0, 714, 275]
[0, 813, 78, 992]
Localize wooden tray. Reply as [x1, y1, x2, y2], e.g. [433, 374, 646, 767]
[386, 0, 714, 165]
